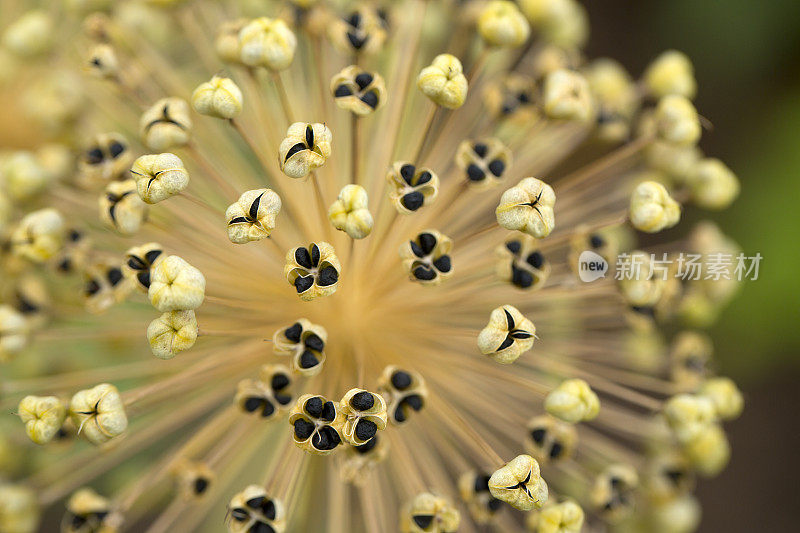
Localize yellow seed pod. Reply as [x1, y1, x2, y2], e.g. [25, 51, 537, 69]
[629, 180, 681, 233]
[78, 133, 134, 186]
[520, 0, 588, 49]
[495, 237, 550, 290]
[683, 423, 730, 477]
[483, 74, 537, 120]
[399, 230, 453, 285]
[331, 66, 387, 115]
[417, 54, 468, 109]
[644, 140, 702, 185]
[585, 58, 639, 143]
[226, 485, 285, 533]
[147, 310, 198, 359]
[339, 433, 390, 486]
[284, 242, 341, 301]
[140, 97, 192, 151]
[617, 250, 666, 307]
[400, 492, 461, 533]
[215, 19, 248, 64]
[226, 188, 282, 244]
[83, 262, 134, 315]
[238, 17, 297, 71]
[122, 242, 164, 292]
[130, 153, 189, 205]
[663, 393, 717, 444]
[63, 487, 121, 533]
[192, 75, 243, 119]
[36, 143, 74, 183]
[235, 364, 293, 418]
[148, 255, 206, 312]
[456, 138, 512, 188]
[496, 177, 556, 238]
[23, 70, 86, 133]
[669, 331, 713, 391]
[339, 389, 388, 446]
[527, 498, 584, 533]
[649, 494, 701, 533]
[8, 274, 50, 332]
[590, 463, 638, 523]
[488, 454, 548, 511]
[567, 225, 627, 279]
[525, 414, 577, 464]
[643, 50, 697, 100]
[278, 122, 332, 178]
[1, 151, 52, 201]
[698, 377, 743, 421]
[288, 394, 345, 455]
[386, 162, 439, 214]
[11, 208, 65, 263]
[377, 365, 428, 425]
[688, 158, 740, 210]
[99, 179, 148, 235]
[545, 378, 600, 423]
[530, 45, 581, 80]
[478, 304, 536, 364]
[273, 319, 327, 376]
[87, 44, 119, 79]
[172, 459, 215, 500]
[542, 69, 594, 122]
[69, 383, 128, 445]
[654, 95, 701, 146]
[458, 470, 503, 525]
[2, 10, 54, 58]
[17, 395, 67, 445]
[622, 327, 666, 372]
[643, 451, 695, 504]
[0, 483, 39, 533]
[328, 184, 373, 239]
[328, 7, 388, 56]
[478, 1, 531, 48]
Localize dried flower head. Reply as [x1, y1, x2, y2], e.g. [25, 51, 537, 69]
[488, 454, 548, 511]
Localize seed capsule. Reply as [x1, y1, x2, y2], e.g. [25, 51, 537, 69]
[340, 433, 390, 485]
[9, 274, 50, 332]
[0, 151, 52, 201]
[688, 158, 740, 210]
[331, 66, 386, 115]
[590, 464, 638, 522]
[526, 498, 585, 533]
[78, 132, 133, 185]
[11, 208, 65, 262]
[226, 188, 282, 244]
[495, 237, 550, 290]
[488, 454, 548, 511]
[698, 377, 743, 421]
[525, 415, 577, 464]
[545, 378, 600, 423]
[401, 492, 461, 533]
[543, 69, 594, 122]
[69, 383, 128, 445]
[386, 162, 439, 214]
[617, 250, 666, 307]
[496, 177, 556, 238]
[99, 179, 148, 235]
[87, 43, 119, 79]
[328, 184, 373, 239]
[683, 423, 730, 477]
[192, 75, 243, 119]
[478, 305, 536, 364]
[483, 74, 537, 120]
[629, 180, 681, 233]
[520, 0, 588, 49]
[148, 255, 206, 311]
[122, 242, 164, 292]
[458, 471, 504, 525]
[215, 19, 247, 64]
[284, 242, 341, 301]
[63, 487, 121, 533]
[273, 319, 328, 376]
[643, 451, 695, 503]
[226, 485, 285, 533]
[654, 95, 701, 146]
[417, 54, 468, 109]
[338, 389, 388, 446]
[399, 230, 453, 285]
[585, 58, 639, 143]
[83, 261, 133, 314]
[377, 365, 428, 425]
[669, 331, 713, 391]
[456, 138, 512, 188]
[172, 459, 214, 500]
[328, 6, 388, 56]
[643, 50, 697, 100]
[17, 395, 66, 445]
[288, 394, 345, 455]
[235, 364, 293, 419]
[129, 153, 189, 205]
[663, 393, 717, 445]
[147, 310, 198, 359]
[140, 97, 192, 151]
[478, 1, 531, 48]
[278, 122, 332, 179]
[650, 495, 701, 533]
[238, 17, 297, 70]
[2, 10, 53, 58]
[0, 483, 39, 533]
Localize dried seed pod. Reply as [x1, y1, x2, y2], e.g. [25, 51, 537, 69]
[2, 10, 54, 58]
[0, 151, 52, 201]
[458, 471, 504, 525]
[377, 365, 428, 425]
[328, 184, 373, 239]
[526, 498, 585, 533]
[148, 255, 206, 312]
[663, 394, 717, 444]
[99, 180, 148, 235]
[483, 74, 537, 119]
[585, 58, 639, 143]
[17, 395, 67, 445]
[688, 158, 740, 210]
[328, 6, 388, 56]
[417, 54, 468, 109]
[643, 50, 697, 100]
[698, 377, 743, 421]
[0, 305, 28, 362]
[87, 44, 119, 79]
[147, 310, 198, 359]
[525, 414, 577, 464]
[278, 122, 332, 179]
[643, 451, 695, 503]
[629, 180, 681, 233]
[226, 189, 282, 244]
[654, 95, 701, 146]
[496, 177, 556, 238]
[283, 242, 341, 301]
[192, 75, 243, 119]
[140, 97, 192, 151]
[78, 133, 133, 185]
[617, 250, 666, 307]
[542, 69, 594, 122]
[130, 153, 189, 204]
[590, 464, 638, 522]
[52, 229, 92, 275]
[669, 331, 713, 391]
[456, 138, 512, 188]
[238, 17, 297, 70]
[400, 492, 461, 533]
[11, 208, 66, 263]
[63, 487, 122, 533]
[339, 388, 388, 446]
[478, 305, 536, 364]
[683, 423, 729, 477]
[478, 1, 531, 48]
[488, 454, 548, 511]
[9, 274, 50, 332]
[495, 237, 550, 290]
[172, 459, 214, 500]
[399, 230, 453, 285]
[122, 242, 164, 292]
[235, 364, 293, 418]
[339, 434, 389, 485]
[288, 394, 344, 455]
[69, 383, 128, 445]
[386, 162, 439, 214]
[545, 378, 600, 423]
[83, 261, 133, 314]
[215, 19, 247, 64]
[0, 483, 39, 533]
[649, 494, 701, 533]
[226, 485, 285, 533]
[331, 66, 386, 115]
[273, 319, 328, 376]
[519, 0, 588, 49]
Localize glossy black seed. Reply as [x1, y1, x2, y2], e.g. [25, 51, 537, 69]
[416, 171, 432, 185]
[512, 331, 533, 339]
[355, 435, 378, 454]
[231, 508, 249, 521]
[249, 522, 275, 533]
[433, 255, 451, 273]
[488, 498, 503, 511]
[127, 256, 147, 270]
[310, 243, 321, 267]
[347, 12, 362, 27]
[320, 401, 337, 422]
[501, 103, 516, 114]
[85, 279, 101, 296]
[86, 147, 104, 165]
[317, 266, 339, 286]
[346, 32, 367, 50]
[228, 216, 250, 225]
[246, 496, 265, 509]
[71, 514, 87, 528]
[304, 333, 324, 352]
[413, 265, 436, 281]
[417, 233, 437, 254]
[355, 72, 373, 89]
[399, 164, 416, 184]
[475, 475, 491, 493]
[107, 267, 123, 286]
[69, 230, 82, 241]
[275, 393, 292, 406]
[505, 240, 521, 254]
[409, 240, 425, 258]
[350, 391, 375, 411]
[284, 142, 306, 162]
[498, 335, 514, 351]
[293, 419, 315, 440]
[335, 84, 353, 97]
[355, 419, 378, 441]
[285, 322, 302, 342]
[58, 258, 72, 272]
[391, 371, 412, 390]
[360, 91, 379, 109]
[305, 397, 324, 418]
[413, 515, 434, 529]
[518, 92, 530, 104]
[549, 441, 564, 459]
[194, 477, 209, 494]
[305, 125, 314, 148]
[512, 266, 533, 288]
[243, 397, 263, 413]
[503, 309, 516, 330]
[299, 350, 319, 369]
[665, 469, 684, 484]
[488, 159, 505, 177]
[313, 426, 341, 450]
[609, 477, 622, 488]
[393, 405, 407, 423]
[15, 296, 37, 314]
[401, 191, 424, 211]
[473, 143, 488, 158]
[294, 276, 314, 294]
[249, 193, 264, 221]
[295, 247, 312, 268]
[526, 251, 544, 269]
[109, 142, 125, 158]
[260, 401, 275, 418]
[404, 394, 423, 411]
[271, 374, 290, 391]
[262, 498, 276, 520]
[590, 234, 605, 249]
[531, 428, 546, 444]
[466, 164, 485, 181]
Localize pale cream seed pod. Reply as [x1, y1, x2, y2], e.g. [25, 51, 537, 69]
[87, 44, 119, 79]
[238, 17, 297, 71]
[0, 483, 39, 533]
[386, 162, 439, 214]
[331, 66, 387, 115]
[11, 208, 66, 262]
[629, 180, 681, 233]
[643, 50, 697, 100]
[399, 230, 453, 285]
[488, 454, 548, 511]
[519, 0, 588, 49]
[99, 179, 148, 235]
[226, 188, 282, 244]
[417, 54, 468, 109]
[338, 389, 388, 446]
[542, 69, 594, 122]
[140, 97, 192, 151]
[478, 304, 536, 364]
[215, 19, 247, 64]
[400, 492, 461, 533]
[649, 495, 702, 533]
[278, 122, 332, 179]
[456, 138, 512, 189]
[496, 177, 556, 238]
[590, 464, 638, 522]
[525, 414, 577, 464]
[458, 470, 503, 525]
[329, 184, 373, 239]
[284, 242, 341, 300]
[617, 250, 666, 307]
[130, 153, 189, 204]
[149, 255, 206, 311]
[585, 58, 640, 143]
[226, 485, 286, 533]
[670, 330, 713, 391]
[288, 394, 345, 455]
[663, 393, 717, 444]
[1, 151, 52, 201]
[545, 378, 600, 423]
[698, 377, 744, 421]
[683, 423, 730, 477]
[688, 158, 740, 210]
[191, 75, 243, 119]
[527, 498, 584, 533]
[2, 10, 54, 58]
[17, 395, 67, 445]
[478, 1, 531, 48]
[69, 383, 128, 445]
[172, 459, 215, 500]
[64, 487, 122, 532]
[273, 319, 327, 376]
[328, 7, 388, 57]
[147, 310, 198, 359]
[654, 95, 701, 146]
[78, 132, 134, 186]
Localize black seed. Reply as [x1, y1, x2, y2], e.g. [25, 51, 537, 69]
[432, 255, 451, 273]
[475, 475, 491, 493]
[409, 240, 425, 258]
[231, 508, 249, 521]
[512, 331, 533, 339]
[526, 251, 544, 269]
[590, 234, 605, 248]
[518, 92, 530, 104]
[505, 240, 521, 254]
[335, 84, 353, 97]
[294, 247, 313, 268]
[228, 216, 249, 225]
[610, 477, 622, 488]
[304, 333, 324, 352]
[15, 295, 38, 314]
[549, 441, 564, 459]
[271, 374, 290, 391]
[107, 267, 123, 286]
[194, 477, 209, 494]
[347, 12, 362, 28]
[666, 469, 684, 484]
[503, 309, 516, 330]
[391, 371, 412, 390]
[399, 164, 416, 184]
[418, 233, 437, 254]
[284, 322, 302, 343]
[401, 191, 424, 211]
[109, 142, 125, 158]
[275, 393, 292, 406]
[317, 265, 339, 286]
[531, 428, 546, 444]
[501, 103, 516, 114]
[313, 425, 341, 450]
[350, 391, 375, 411]
[488, 498, 503, 511]
[305, 124, 314, 148]
[488, 159, 505, 177]
[320, 401, 337, 422]
[404, 394, 423, 411]
[355, 419, 378, 441]
[294, 275, 314, 294]
[249, 192, 264, 220]
[262, 498, 276, 520]
[86, 147, 104, 165]
[346, 32, 367, 50]
[413, 265, 436, 281]
[71, 514, 87, 528]
[413, 515, 434, 529]
[85, 279, 101, 296]
[355, 435, 378, 454]
[243, 397, 263, 413]
[299, 350, 319, 369]
[473, 143, 488, 158]
[512, 266, 533, 288]
[466, 163, 485, 181]
[415, 171, 432, 185]
[246, 496, 265, 509]
[58, 258, 72, 272]
[360, 91, 379, 109]
[260, 401, 275, 418]
[355, 72, 373, 89]
[293, 419, 315, 440]
[284, 142, 306, 162]
[249, 522, 275, 533]
[393, 405, 407, 423]
[630, 305, 655, 318]
[305, 397, 324, 418]
[69, 230, 82, 242]
[498, 335, 514, 351]
[127, 256, 147, 270]
[310, 243, 321, 267]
